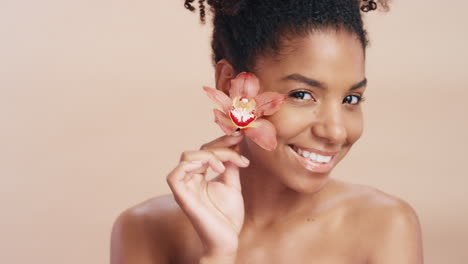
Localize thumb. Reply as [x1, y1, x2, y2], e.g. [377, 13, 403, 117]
[221, 161, 241, 191]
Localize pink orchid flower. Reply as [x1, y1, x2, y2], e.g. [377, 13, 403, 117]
[203, 72, 285, 151]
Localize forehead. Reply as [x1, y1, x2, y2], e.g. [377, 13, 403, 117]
[254, 29, 365, 88]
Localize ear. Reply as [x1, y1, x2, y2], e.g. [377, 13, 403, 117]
[215, 59, 236, 95]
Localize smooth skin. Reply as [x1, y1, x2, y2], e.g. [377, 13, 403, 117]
[111, 29, 423, 264]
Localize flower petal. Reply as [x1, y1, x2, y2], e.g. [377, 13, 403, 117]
[214, 109, 238, 135]
[203, 86, 232, 114]
[244, 118, 278, 151]
[229, 72, 260, 99]
[254, 92, 286, 117]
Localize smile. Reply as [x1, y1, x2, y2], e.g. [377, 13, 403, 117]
[288, 144, 338, 173]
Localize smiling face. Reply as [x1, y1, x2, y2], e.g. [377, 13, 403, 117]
[240, 29, 366, 193]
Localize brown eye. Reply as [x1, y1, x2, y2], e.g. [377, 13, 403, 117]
[343, 95, 362, 105]
[289, 91, 314, 101]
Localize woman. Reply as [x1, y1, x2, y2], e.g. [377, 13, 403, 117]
[111, 0, 423, 263]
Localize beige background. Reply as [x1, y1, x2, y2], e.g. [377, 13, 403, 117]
[1, 0, 467, 263]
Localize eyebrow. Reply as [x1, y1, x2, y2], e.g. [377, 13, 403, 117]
[281, 74, 367, 91]
[350, 78, 367, 91]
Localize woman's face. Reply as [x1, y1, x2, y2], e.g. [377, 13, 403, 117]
[242, 29, 366, 193]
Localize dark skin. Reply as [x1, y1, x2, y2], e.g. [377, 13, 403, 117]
[111, 29, 423, 264]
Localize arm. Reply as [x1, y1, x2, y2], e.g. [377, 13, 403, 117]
[110, 134, 247, 264]
[368, 201, 424, 264]
[110, 209, 170, 264]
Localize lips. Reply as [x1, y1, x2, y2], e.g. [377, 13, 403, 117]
[288, 144, 338, 173]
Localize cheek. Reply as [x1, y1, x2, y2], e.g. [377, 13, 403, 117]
[268, 105, 364, 145]
[267, 106, 316, 140]
[344, 112, 363, 145]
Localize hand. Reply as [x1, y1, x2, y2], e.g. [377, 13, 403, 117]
[166, 133, 249, 258]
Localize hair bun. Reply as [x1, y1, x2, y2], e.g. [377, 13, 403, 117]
[209, 0, 245, 16]
[184, 0, 246, 23]
[360, 0, 391, 12]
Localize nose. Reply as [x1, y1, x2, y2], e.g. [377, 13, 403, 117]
[311, 103, 347, 145]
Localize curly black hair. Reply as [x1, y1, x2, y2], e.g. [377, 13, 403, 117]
[184, 0, 390, 73]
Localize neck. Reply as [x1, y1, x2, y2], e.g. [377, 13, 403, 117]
[239, 164, 332, 229]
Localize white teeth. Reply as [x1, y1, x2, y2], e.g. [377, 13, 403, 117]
[322, 155, 332, 163]
[314, 154, 324, 162]
[293, 145, 333, 163]
[317, 155, 326, 163]
[310, 152, 317, 161]
[315, 155, 322, 162]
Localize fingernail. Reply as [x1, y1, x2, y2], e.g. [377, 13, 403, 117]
[231, 131, 241, 136]
[240, 155, 250, 165]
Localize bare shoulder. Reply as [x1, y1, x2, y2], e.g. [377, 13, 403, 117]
[340, 180, 420, 224]
[110, 194, 190, 264]
[116, 194, 185, 226]
[332, 179, 420, 228]
[333, 180, 423, 263]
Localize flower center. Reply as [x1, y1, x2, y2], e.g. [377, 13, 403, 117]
[229, 96, 257, 128]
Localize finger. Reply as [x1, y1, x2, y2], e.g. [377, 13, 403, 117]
[183, 172, 205, 184]
[232, 142, 241, 153]
[180, 151, 226, 173]
[221, 161, 241, 191]
[181, 161, 210, 182]
[208, 148, 250, 168]
[200, 132, 244, 150]
[183, 161, 210, 176]
[167, 161, 205, 185]
[181, 149, 249, 169]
